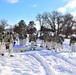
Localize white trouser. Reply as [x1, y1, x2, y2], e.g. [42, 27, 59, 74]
[41, 40, 45, 47]
[61, 43, 63, 49]
[71, 43, 75, 52]
[2, 42, 6, 52]
[34, 40, 37, 46]
[55, 43, 61, 52]
[45, 41, 48, 47]
[52, 41, 56, 49]
[0, 42, 6, 54]
[47, 41, 52, 50]
[9, 43, 13, 54]
[20, 39, 23, 45]
[22, 39, 26, 45]
[31, 41, 35, 50]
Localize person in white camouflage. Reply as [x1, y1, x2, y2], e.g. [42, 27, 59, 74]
[40, 32, 48, 48]
[70, 35, 76, 52]
[54, 35, 62, 52]
[46, 34, 52, 50]
[0, 33, 5, 56]
[19, 33, 25, 45]
[51, 35, 56, 51]
[29, 33, 36, 50]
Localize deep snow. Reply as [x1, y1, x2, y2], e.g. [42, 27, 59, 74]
[0, 39, 76, 75]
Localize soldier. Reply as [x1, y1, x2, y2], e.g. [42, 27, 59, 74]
[55, 35, 62, 52]
[4, 33, 9, 51]
[70, 35, 76, 52]
[0, 42, 4, 56]
[15, 33, 20, 45]
[12, 32, 16, 46]
[22, 33, 27, 46]
[34, 33, 38, 46]
[9, 34, 14, 55]
[29, 34, 32, 46]
[19, 33, 25, 45]
[0, 34, 5, 56]
[51, 35, 56, 51]
[46, 34, 52, 50]
[40, 32, 48, 48]
[39, 33, 44, 47]
[5, 32, 14, 57]
[0, 33, 3, 43]
[30, 33, 36, 50]
[59, 35, 64, 50]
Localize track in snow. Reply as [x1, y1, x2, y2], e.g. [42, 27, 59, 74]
[29, 52, 57, 75]
[51, 53, 76, 67]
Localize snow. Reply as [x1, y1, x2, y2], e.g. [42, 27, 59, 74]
[0, 39, 76, 75]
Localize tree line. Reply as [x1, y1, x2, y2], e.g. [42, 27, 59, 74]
[0, 11, 76, 38]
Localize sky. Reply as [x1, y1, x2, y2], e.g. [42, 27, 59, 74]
[0, 0, 76, 29]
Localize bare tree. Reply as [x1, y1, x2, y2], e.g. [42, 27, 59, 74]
[36, 13, 46, 29]
[0, 19, 8, 33]
[36, 13, 48, 36]
[60, 13, 76, 37]
[36, 11, 63, 34]
[36, 14, 42, 28]
[43, 11, 63, 34]
[36, 11, 76, 37]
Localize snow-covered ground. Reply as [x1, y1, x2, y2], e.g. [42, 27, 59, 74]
[0, 39, 76, 75]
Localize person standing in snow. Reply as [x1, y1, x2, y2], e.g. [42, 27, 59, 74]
[70, 36, 76, 52]
[59, 35, 64, 50]
[54, 35, 62, 52]
[22, 33, 27, 46]
[40, 32, 47, 48]
[34, 33, 38, 46]
[46, 34, 52, 50]
[51, 35, 56, 51]
[0, 33, 6, 56]
[5, 32, 10, 52]
[9, 33, 14, 56]
[4, 32, 14, 57]
[39, 33, 44, 47]
[30, 33, 36, 50]
[19, 33, 25, 45]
